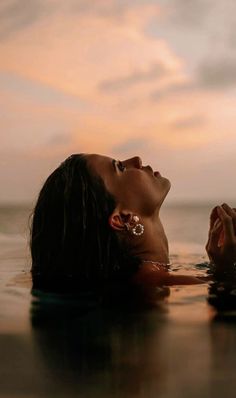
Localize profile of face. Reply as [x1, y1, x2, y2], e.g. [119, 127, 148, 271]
[86, 154, 171, 220]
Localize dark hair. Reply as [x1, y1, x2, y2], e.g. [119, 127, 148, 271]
[30, 154, 140, 296]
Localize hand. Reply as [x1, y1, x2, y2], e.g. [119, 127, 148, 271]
[206, 203, 236, 269]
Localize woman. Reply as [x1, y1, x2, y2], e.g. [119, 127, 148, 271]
[31, 153, 236, 298]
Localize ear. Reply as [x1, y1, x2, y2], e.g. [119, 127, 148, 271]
[108, 209, 134, 232]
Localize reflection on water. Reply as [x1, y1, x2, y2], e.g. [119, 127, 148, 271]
[27, 279, 236, 398]
[208, 280, 236, 316]
[2, 204, 236, 397]
[31, 298, 167, 398]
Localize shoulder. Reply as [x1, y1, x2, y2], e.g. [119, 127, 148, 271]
[132, 263, 205, 287]
[132, 263, 168, 287]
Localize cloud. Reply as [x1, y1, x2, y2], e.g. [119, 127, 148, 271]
[99, 62, 170, 92]
[0, 0, 159, 40]
[165, 0, 213, 29]
[66, 0, 127, 20]
[0, 71, 88, 108]
[47, 133, 73, 147]
[150, 55, 236, 101]
[112, 138, 148, 154]
[145, 0, 215, 34]
[150, 81, 195, 101]
[145, 1, 236, 87]
[0, 0, 48, 40]
[197, 57, 236, 89]
[170, 114, 207, 130]
[67, 0, 160, 19]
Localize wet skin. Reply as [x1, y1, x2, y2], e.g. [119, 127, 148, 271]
[85, 153, 206, 289]
[85, 154, 171, 218]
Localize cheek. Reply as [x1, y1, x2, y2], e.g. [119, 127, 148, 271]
[130, 177, 163, 211]
[132, 175, 157, 195]
[139, 177, 170, 209]
[110, 174, 169, 213]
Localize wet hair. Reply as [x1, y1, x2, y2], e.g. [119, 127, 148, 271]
[30, 154, 140, 296]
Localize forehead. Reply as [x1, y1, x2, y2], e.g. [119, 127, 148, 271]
[85, 153, 114, 180]
[85, 153, 112, 169]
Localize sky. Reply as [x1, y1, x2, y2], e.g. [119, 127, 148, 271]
[0, 0, 236, 204]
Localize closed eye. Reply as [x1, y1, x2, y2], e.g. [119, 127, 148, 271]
[117, 160, 126, 172]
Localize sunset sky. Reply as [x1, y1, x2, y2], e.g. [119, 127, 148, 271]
[1, 0, 236, 203]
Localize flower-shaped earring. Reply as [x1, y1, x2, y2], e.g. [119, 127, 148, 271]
[132, 216, 144, 236]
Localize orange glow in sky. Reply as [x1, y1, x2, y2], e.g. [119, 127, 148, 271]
[0, 0, 236, 203]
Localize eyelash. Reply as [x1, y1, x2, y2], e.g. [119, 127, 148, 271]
[117, 160, 126, 172]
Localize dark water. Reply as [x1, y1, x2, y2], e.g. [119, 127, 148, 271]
[1, 203, 236, 398]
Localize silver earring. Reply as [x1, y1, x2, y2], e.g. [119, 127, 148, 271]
[132, 223, 144, 236]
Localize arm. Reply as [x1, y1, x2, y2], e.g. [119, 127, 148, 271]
[164, 273, 207, 285]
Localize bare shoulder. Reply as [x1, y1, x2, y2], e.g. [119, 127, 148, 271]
[132, 263, 205, 287]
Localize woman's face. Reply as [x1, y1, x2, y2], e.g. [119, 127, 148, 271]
[85, 154, 171, 217]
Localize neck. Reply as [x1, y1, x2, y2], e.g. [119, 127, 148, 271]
[130, 214, 169, 264]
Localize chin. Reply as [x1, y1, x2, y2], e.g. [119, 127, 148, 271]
[162, 176, 171, 193]
[166, 178, 171, 192]
[160, 179, 171, 206]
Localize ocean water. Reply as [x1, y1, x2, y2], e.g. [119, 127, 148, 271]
[1, 203, 236, 398]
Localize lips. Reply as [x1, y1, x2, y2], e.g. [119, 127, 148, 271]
[145, 165, 161, 177]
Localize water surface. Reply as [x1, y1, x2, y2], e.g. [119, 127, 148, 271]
[1, 203, 236, 398]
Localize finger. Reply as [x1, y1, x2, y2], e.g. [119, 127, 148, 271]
[223, 204, 236, 232]
[206, 218, 222, 250]
[207, 219, 222, 254]
[233, 208, 236, 232]
[218, 229, 225, 247]
[209, 206, 219, 230]
[222, 203, 236, 217]
[217, 206, 235, 244]
[214, 218, 222, 229]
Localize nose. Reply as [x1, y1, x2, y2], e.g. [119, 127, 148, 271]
[123, 156, 142, 169]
